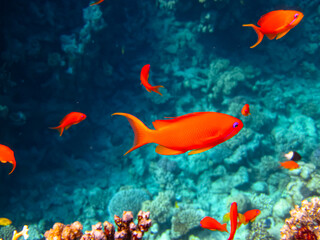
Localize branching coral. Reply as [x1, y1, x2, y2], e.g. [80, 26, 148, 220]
[44, 211, 151, 240]
[81, 211, 152, 240]
[280, 197, 320, 240]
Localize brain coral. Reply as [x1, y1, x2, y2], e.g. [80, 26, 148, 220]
[108, 189, 150, 218]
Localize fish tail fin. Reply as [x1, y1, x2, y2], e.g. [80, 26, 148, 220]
[49, 126, 64, 136]
[150, 85, 164, 96]
[242, 24, 264, 48]
[112, 113, 154, 155]
[222, 223, 229, 233]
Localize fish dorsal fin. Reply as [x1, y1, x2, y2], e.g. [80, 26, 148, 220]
[152, 112, 207, 130]
[276, 29, 291, 39]
[223, 213, 230, 223]
[188, 146, 214, 155]
[155, 145, 186, 155]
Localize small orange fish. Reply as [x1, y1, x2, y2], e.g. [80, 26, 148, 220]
[0, 144, 16, 175]
[279, 160, 300, 170]
[140, 64, 164, 96]
[50, 112, 86, 136]
[242, 209, 261, 224]
[90, 0, 104, 6]
[0, 218, 12, 226]
[241, 104, 251, 116]
[243, 10, 304, 48]
[112, 112, 243, 156]
[200, 216, 228, 233]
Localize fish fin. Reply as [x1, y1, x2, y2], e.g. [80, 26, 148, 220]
[8, 160, 16, 175]
[146, 88, 151, 93]
[155, 145, 186, 155]
[112, 113, 154, 155]
[65, 125, 71, 130]
[49, 126, 64, 136]
[242, 24, 264, 48]
[221, 223, 229, 233]
[237, 213, 246, 228]
[276, 29, 291, 39]
[223, 213, 230, 223]
[265, 33, 277, 40]
[150, 85, 164, 96]
[188, 146, 214, 155]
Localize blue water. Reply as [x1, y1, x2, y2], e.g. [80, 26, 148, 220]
[0, 0, 319, 239]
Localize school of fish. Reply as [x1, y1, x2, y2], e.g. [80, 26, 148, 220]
[0, 3, 307, 240]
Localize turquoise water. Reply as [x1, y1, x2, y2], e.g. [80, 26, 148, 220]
[0, 0, 319, 239]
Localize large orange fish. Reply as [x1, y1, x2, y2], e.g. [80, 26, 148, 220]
[50, 112, 86, 136]
[140, 64, 164, 96]
[0, 144, 16, 175]
[243, 10, 304, 48]
[112, 112, 243, 156]
[241, 104, 250, 116]
[200, 216, 228, 233]
[279, 160, 300, 170]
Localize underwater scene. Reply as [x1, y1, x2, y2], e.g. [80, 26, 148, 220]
[1, 0, 320, 239]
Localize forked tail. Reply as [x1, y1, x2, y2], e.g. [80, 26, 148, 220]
[242, 24, 264, 48]
[150, 85, 164, 96]
[112, 113, 154, 155]
[49, 126, 64, 136]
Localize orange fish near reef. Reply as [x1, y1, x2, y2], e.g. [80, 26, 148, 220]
[200, 216, 228, 233]
[0, 144, 16, 175]
[140, 64, 164, 96]
[279, 160, 300, 170]
[241, 104, 251, 116]
[242, 209, 261, 225]
[112, 112, 243, 156]
[90, 0, 104, 6]
[243, 10, 304, 48]
[0, 218, 12, 226]
[50, 112, 86, 136]
[227, 202, 239, 240]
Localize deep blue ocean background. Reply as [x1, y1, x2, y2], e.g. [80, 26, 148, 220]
[1, 0, 320, 239]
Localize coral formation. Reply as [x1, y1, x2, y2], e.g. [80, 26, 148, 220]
[0, 225, 16, 240]
[108, 189, 150, 218]
[79, 211, 151, 240]
[280, 197, 320, 240]
[247, 220, 274, 240]
[44, 221, 83, 240]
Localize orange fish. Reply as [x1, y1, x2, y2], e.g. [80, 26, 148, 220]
[200, 216, 228, 233]
[140, 64, 164, 96]
[50, 112, 86, 136]
[227, 202, 238, 240]
[112, 112, 243, 156]
[90, 0, 104, 6]
[242, 209, 261, 225]
[241, 104, 250, 116]
[0, 144, 16, 175]
[243, 10, 304, 48]
[279, 160, 300, 170]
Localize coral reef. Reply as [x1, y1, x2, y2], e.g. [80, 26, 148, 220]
[0, 225, 16, 240]
[280, 197, 320, 240]
[46, 211, 152, 240]
[44, 221, 83, 240]
[108, 189, 150, 218]
[247, 220, 274, 240]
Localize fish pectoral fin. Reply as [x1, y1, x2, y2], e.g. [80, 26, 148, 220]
[276, 29, 291, 39]
[265, 33, 277, 40]
[188, 146, 214, 155]
[222, 213, 230, 223]
[155, 145, 186, 155]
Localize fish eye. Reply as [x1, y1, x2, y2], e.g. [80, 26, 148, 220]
[233, 122, 239, 128]
[294, 13, 299, 18]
